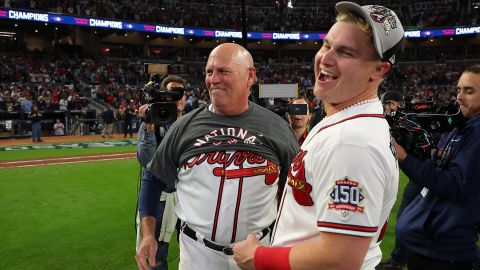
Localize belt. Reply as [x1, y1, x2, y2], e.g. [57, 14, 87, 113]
[181, 224, 271, 255]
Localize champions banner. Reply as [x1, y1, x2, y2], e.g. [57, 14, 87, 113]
[1, 8, 478, 40]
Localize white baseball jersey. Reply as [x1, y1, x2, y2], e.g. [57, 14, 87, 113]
[147, 102, 298, 269]
[177, 150, 280, 243]
[271, 100, 399, 269]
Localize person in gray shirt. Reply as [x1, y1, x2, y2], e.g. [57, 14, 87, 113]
[135, 43, 298, 270]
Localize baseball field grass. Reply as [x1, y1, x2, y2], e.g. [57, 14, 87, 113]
[0, 145, 407, 269]
[0, 145, 137, 161]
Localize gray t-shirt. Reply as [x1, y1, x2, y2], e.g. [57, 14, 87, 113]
[148, 101, 299, 188]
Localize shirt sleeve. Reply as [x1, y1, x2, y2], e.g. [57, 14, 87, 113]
[312, 144, 387, 237]
[401, 134, 480, 202]
[138, 170, 165, 219]
[136, 122, 157, 168]
[147, 119, 183, 187]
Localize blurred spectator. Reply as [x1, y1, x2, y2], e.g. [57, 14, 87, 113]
[288, 97, 311, 146]
[21, 95, 33, 113]
[59, 97, 68, 111]
[27, 105, 42, 142]
[121, 103, 135, 138]
[53, 118, 65, 136]
[101, 105, 115, 138]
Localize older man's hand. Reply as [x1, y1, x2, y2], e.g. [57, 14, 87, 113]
[134, 235, 158, 270]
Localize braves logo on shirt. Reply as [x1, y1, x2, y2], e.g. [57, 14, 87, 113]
[287, 150, 314, 206]
[184, 151, 279, 185]
[328, 178, 365, 217]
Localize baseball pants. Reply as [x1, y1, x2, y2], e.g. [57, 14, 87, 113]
[178, 229, 270, 270]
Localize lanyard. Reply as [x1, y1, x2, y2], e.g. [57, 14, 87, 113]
[436, 129, 460, 168]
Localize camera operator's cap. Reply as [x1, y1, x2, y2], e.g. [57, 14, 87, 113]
[381, 91, 404, 104]
[335, 1, 405, 65]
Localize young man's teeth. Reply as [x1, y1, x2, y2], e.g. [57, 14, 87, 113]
[321, 70, 336, 77]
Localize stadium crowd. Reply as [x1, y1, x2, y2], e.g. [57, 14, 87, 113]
[1, 0, 477, 115]
[1, 51, 468, 118]
[2, 0, 477, 31]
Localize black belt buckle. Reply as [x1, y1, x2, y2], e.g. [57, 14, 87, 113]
[223, 247, 233, 255]
[259, 226, 271, 240]
[182, 223, 270, 256]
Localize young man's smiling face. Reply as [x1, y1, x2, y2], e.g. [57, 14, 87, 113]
[314, 21, 387, 107]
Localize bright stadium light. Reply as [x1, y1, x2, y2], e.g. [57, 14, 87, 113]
[0, 31, 16, 37]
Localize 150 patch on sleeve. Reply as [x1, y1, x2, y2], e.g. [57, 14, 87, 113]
[328, 178, 365, 217]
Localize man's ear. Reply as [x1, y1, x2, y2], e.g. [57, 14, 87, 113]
[247, 67, 257, 88]
[370, 61, 391, 81]
[391, 100, 399, 108]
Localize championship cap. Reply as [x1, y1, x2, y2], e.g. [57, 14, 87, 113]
[335, 1, 405, 65]
[381, 91, 404, 104]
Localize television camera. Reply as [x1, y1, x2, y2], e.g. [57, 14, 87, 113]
[252, 83, 308, 116]
[140, 74, 185, 125]
[269, 99, 308, 115]
[386, 96, 465, 160]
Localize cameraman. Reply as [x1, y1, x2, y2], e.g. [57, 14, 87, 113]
[394, 65, 480, 270]
[382, 91, 405, 116]
[378, 91, 422, 270]
[136, 74, 187, 270]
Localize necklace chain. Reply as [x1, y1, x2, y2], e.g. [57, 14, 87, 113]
[325, 98, 379, 119]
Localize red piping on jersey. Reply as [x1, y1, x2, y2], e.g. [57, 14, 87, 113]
[211, 153, 227, 242]
[231, 164, 244, 243]
[271, 187, 289, 243]
[377, 220, 388, 242]
[305, 113, 385, 145]
[317, 221, 378, 232]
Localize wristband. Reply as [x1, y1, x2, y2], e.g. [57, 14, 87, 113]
[254, 246, 292, 270]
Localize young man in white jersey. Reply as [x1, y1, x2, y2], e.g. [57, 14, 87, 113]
[233, 2, 404, 269]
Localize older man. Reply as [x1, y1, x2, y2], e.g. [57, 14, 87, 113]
[135, 43, 298, 270]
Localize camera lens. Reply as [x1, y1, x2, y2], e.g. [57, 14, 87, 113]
[149, 102, 177, 125]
